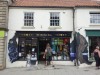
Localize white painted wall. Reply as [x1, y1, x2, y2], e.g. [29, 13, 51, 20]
[75, 8, 100, 32]
[7, 8, 73, 67]
[8, 8, 73, 31]
[75, 8, 100, 39]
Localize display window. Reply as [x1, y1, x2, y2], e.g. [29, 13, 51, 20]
[51, 38, 70, 61]
[10, 31, 72, 63]
[17, 37, 70, 61]
[18, 38, 38, 61]
[18, 38, 70, 61]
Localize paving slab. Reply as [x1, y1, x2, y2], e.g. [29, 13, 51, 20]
[0, 65, 100, 75]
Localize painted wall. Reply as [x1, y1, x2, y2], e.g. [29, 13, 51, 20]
[75, 8, 100, 32]
[75, 8, 100, 42]
[8, 8, 73, 31]
[7, 8, 73, 67]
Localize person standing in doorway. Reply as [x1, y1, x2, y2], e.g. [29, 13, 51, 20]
[43, 43, 53, 66]
[93, 46, 100, 69]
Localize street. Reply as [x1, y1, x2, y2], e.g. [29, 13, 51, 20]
[0, 65, 100, 75]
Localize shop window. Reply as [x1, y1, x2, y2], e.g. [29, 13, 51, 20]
[51, 38, 70, 61]
[24, 12, 34, 26]
[18, 38, 37, 61]
[89, 37, 100, 61]
[50, 12, 60, 26]
[90, 13, 100, 24]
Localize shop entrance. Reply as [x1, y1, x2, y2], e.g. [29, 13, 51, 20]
[16, 31, 72, 63]
[89, 37, 100, 61]
[38, 38, 51, 62]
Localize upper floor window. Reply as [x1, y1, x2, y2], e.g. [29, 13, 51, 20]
[50, 12, 60, 26]
[24, 12, 34, 26]
[90, 13, 100, 24]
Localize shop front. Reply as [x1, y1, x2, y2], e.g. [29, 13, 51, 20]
[86, 30, 100, 61]
[10, 31, 72, 65]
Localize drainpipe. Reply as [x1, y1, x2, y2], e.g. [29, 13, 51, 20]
[73, 7, 79, 66]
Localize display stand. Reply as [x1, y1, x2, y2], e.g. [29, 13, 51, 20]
[31, 48, 37, 65]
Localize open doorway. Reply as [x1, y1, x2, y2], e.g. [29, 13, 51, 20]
[89, 37, 100, 61]
[38, 38, 51, 64]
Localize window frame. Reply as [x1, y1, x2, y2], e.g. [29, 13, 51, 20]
[50, 12, 60, 27]
[90, 13, 100, 25]
[24, 12, 34, 27]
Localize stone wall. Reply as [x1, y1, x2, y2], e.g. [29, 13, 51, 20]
[0, 1, 7, 28]
[0, 38, 5, 69]
[0, 0, 8, 69]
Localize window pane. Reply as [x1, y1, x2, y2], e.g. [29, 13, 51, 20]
[24, 12, 34, 26]
[90, 13, 100, 24]
[50, 12, 60, 26]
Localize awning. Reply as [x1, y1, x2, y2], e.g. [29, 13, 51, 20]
[86, 30, 100, 36]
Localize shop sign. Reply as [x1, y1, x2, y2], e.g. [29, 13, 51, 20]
[16, 31, 72, 38]
[0, 31, 5, 37]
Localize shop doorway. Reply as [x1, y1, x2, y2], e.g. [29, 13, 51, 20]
[89, 37, 100, 61]
[38, 38, 51, 62]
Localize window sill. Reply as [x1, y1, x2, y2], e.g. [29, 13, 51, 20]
[90, 24, 100, 26]
[21, 26, 35, 29]
[48, 26, 62, 29]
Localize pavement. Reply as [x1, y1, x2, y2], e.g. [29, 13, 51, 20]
[0, 64, 100, 75]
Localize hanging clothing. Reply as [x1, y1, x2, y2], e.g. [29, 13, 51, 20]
[8, 39, 19, 63]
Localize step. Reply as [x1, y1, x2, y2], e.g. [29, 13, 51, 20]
[52, 61, 74, 66]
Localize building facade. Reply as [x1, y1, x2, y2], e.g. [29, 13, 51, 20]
[0, 0, 10, 69]
[75, 7, 100, 63]
[7, 0, 100, 68]
[7, 8, 73, 67]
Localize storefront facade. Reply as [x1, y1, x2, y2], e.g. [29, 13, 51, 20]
[86, 30, 100, 61]
[7, 8, 73, 67]
[16, 31, 71, 62]
[7, 0, 100, 68]
[75, 8, 100, 65]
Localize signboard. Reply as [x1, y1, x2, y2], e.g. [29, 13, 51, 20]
[0, 31, 5, 37]
[16, 31, 72, 38]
